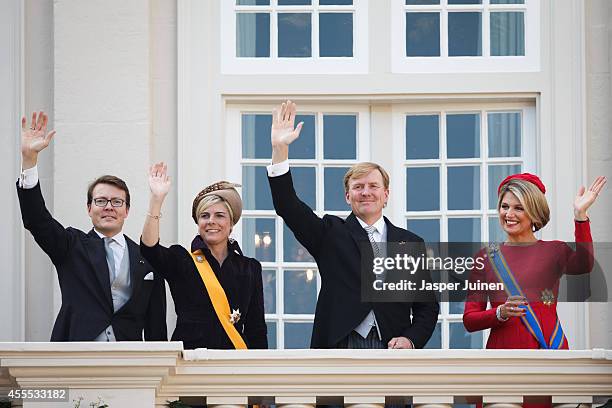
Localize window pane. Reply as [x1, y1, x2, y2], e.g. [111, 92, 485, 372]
[489, 215, 505, 242]
[407, 167, 440, 211]
[324, 167, 350, 211]
[236, 13, 270, 57]
[488, 164, 521, 209]
[490, 12, 525, 56]
[237, 0, 270, 5]
[406, 13, 440, 57]
[267, 321, 277, 349]
[284, 223, 315, 262]
[448, 217, 481, 242]
[448, 12, 482, 56]
[406, 115, 439, 160]
[262, 269, 276, 314]
[279, 0, 311, 4]
[243, 166, 273, 210]
[320, 0, 353, 4]
[242, 218, 276, 262]
[449, 300, 465, 314]
[447, 113, 480, 159]
[490, 0, 524, 4]
[448, 166, 480, 210]
[278, 13, 312, 57]
[407, 219, 440, 242]
[450, 322, 483, 348]
[424, 322, 441, 349]
[292, 166, 316, 208]
[488, 112, 521, 157]
[289, 114, 316, 159]
[284, 269, 317, 314]
[323, 115, 356, 159]
[285, 322, 313, 348]
[448, 0, 481, 3]
[320, 13, 353, 57]
[242, 114, 272, 159]
[406, 0, 439, 4]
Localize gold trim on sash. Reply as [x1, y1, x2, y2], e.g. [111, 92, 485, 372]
[190, 249, 247, 349]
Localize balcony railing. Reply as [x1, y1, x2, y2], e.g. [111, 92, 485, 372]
[1, 343, 611, 408]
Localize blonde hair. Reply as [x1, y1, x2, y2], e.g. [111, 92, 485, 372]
[497, 179, 550, 232]
[195, 195, 235, 225]
[343, 162, 390, 193]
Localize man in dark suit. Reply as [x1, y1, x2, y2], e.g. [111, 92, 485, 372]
[267, 101, 439, 349]
[16, 111, 167, 341]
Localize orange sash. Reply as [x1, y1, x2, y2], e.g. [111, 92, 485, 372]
[190, 249, 247, 349]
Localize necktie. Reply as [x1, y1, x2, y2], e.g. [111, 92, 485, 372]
[364, 225, 382, 258]
[104, 237, 116, 282]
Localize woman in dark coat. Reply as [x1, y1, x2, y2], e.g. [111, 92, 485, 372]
[141, 162, 267, 350]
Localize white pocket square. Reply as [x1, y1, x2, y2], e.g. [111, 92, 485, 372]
[144, 272, 154, 280]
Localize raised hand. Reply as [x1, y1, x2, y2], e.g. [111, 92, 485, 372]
[271, 100, 303, 148]
[574, 176, 607, 220]
[148, 162, 171, 200]
[21, 112, 56, 169]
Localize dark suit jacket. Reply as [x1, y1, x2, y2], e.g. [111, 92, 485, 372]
[17, 181, 167, 341]
[269, 171, 439, 348]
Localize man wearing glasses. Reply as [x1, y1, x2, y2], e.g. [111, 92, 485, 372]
[16, 111, 167, 342]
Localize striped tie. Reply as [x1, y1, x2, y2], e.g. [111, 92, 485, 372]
[364, 225, 382, 258]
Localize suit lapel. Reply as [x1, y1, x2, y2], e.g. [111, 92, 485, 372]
[85, 229, 114, 310]
[126, 236, 146, 299]
[384, 216, 404, 243]
[345, 213, 371, 256]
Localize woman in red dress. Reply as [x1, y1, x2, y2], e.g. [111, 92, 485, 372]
[463, 173, 606, 348]
[463, 173, 606, 405]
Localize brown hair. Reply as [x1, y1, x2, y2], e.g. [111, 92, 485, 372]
[343, 162, 390, 193]
[87, 175, 131, 208]
[497, 179, 549, 232]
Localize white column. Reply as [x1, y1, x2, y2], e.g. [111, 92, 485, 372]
[414, 395, 454, 408]
[207, 396, 249, 408]
[276, 395, 317, 408]
[344, 395, 386, 408]
[552, 395, 593, 408]
[483, 395, 523, 408]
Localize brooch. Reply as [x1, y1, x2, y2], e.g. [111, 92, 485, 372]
[229, 308, 241, 324]
[541, 289, 555, 306]
[195, 255, 204, 263]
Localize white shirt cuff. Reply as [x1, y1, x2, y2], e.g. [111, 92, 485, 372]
[19, 165, 39, 189]
[267, 160, 290, 177]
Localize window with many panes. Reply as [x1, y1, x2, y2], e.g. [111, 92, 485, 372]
[221, 0, 368, 73]
[227, 102, 534, 349]
[391, 0, 540, 72]
[394, 102, 536, 348]
[227, 105, 369, 348]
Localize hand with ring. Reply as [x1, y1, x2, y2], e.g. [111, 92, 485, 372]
[499, 295, 528, 319]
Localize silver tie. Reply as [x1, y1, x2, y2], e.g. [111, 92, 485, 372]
[104, 237, 116, 282]
[364, 225, 382, 258]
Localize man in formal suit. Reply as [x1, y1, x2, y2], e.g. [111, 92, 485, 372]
[267, 101, 439, 349]
[16, 111, 167, 341]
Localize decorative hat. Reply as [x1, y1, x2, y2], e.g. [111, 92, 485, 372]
[192, 181, 242, 224]
[498, 173, 546, 195]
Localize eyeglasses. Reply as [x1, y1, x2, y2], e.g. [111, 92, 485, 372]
[92, 198, 126, 208]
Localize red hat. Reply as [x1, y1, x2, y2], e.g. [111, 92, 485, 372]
[498, 173, 546, 195]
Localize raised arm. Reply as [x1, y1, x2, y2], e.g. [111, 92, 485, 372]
[268, 101, 327, 258]
[573, 176, 606, 222]
[141, 162, 171, 247]
[21, 111, 56, 170]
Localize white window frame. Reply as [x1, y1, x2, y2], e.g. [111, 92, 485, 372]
[391, 0, 541, 73]
[220, 0, 369, 74]
[226, 102, 370, 348]
[392, 100, 537, 348]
